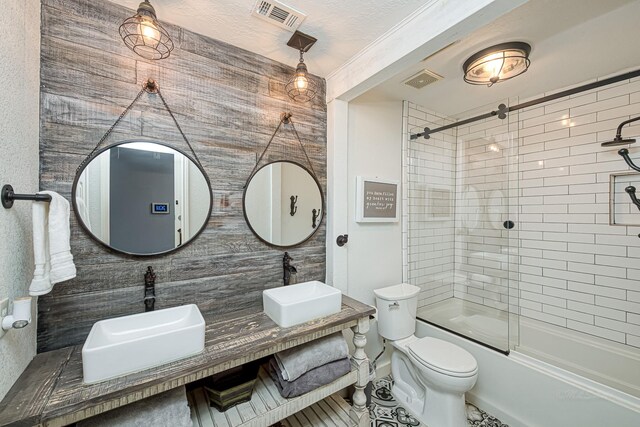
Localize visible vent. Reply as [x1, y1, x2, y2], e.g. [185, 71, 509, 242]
[403, 70, 443, 89]
[252, 0, 306, 31]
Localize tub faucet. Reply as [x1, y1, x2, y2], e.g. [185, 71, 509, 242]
[283, 252, 297, 286]
[144, 266, 156, 312]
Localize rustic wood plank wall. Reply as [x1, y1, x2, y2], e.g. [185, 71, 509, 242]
[38, 0, 327, 352]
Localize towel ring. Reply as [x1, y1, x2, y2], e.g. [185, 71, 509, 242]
[1, 184, 52, 209]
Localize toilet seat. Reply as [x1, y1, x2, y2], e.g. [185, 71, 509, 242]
[408, 337, 478, 378]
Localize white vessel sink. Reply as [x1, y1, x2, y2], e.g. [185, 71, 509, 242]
[82, 304, 205, 384]
[263, 281, 342, 328]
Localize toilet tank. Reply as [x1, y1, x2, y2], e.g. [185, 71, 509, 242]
[374, 283, 421, 341]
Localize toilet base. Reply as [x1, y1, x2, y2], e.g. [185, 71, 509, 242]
[391, 350, 471, 427]
[391, 382, 469, 427]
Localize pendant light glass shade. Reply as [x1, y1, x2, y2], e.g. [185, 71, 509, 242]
[119, 1, 174, 60]
[286, 50, 318, 103]
[463, 42, 531, 87]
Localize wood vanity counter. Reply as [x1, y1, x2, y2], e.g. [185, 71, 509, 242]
[0, 296, 374, 427]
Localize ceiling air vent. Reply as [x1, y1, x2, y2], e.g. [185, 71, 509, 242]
[252, 1, 306, 32]
[403, 70, 443, 89]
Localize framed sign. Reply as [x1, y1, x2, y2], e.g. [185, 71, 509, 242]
[356, 176, 399, 222]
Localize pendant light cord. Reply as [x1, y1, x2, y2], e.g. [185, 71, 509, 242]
[245, 113, 317, 187]
[78, 81, 202, 172]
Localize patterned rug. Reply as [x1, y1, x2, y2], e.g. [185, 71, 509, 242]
[369, 376, 509, 427]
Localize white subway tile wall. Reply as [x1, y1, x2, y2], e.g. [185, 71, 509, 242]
[403, 75, 640, 349]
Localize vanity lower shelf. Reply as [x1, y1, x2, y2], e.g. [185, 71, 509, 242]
[188, 367, 357, 427]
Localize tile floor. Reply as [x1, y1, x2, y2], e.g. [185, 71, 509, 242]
[369, 376, 509, 427]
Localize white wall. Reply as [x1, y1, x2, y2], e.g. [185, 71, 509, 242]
[0, 0, 40, 400]
[346, 99, 403, 361]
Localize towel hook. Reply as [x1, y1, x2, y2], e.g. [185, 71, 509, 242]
[2, 185, 52, 209]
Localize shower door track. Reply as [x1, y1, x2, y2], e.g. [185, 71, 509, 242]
[417, 317, 511, 356]
[410, 68, 640, 140]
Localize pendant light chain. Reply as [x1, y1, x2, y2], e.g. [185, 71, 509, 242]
[79, 81, 202, 171]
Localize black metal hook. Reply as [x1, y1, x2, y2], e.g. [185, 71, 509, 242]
[290, 195, 298, 216]
[336, 234, 349, 247]
[618, 149, 640, 172]
[625, 186, 640, 211]
[2, 184, 52, 209]
[312, 208, 320, 228]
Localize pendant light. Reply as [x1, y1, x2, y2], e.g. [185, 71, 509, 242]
[285, 31, 318, 103]
[119, 1, 174, 60]
[463, 42, 531, 87]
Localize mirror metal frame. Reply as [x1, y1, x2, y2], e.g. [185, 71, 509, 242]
[72, 139, 213, 257]
[242, 160, 325, 249]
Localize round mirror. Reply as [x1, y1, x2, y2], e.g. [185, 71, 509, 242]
[73, 140, 212, 256]
[243, 161, 324, 247]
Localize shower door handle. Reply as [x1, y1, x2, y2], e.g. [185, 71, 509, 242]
[503, 220, 515, 229]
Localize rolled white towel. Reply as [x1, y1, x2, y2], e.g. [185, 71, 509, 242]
[275, 332, 349, 382]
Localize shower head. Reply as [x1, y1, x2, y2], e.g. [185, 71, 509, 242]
[601, 116, 640, 147]
[601, 136, 636, 147]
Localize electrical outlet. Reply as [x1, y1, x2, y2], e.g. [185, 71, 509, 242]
[0, 298, 8, 339]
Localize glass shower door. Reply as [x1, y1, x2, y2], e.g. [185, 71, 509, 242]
[412, 98, 519, 354]
[451, 98, 519, 353]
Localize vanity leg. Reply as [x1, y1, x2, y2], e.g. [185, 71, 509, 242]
[350, 317, 370, 427]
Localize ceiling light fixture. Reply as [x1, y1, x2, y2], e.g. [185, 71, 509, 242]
[285, 31, 318, 103]
[463, 42, 531, 87]
[119, 1, 174, 60]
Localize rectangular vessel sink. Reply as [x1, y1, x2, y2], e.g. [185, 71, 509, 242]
[263, 281, 342, 328]
[82, 304, 205, 384]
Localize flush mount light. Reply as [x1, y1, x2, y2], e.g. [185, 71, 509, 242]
[285, 31, 318, 103]
[463, 42, 531, 87]
[119, 1, 174, 60]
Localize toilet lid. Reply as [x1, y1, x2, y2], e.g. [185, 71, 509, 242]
[408, 337, 477, 377]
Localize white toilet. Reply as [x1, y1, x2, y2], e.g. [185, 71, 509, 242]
[374, 284, 478, 427]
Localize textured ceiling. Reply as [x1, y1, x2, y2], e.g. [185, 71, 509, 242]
[109, 0, 427, 77]
[363, 0, 640, 117]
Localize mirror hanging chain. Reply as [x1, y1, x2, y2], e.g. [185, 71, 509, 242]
[245, 112, 317, 187]
[78, 79, 203, 172]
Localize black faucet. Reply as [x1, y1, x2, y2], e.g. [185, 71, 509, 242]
[144, 266, 156, 312]
[283, 252, 297, 286]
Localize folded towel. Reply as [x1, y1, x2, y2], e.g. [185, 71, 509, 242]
[77, 386, 192, 427]
[29, 191, 76, 296]
[274, 332, 349, 381]
[268, 357, 351, 398]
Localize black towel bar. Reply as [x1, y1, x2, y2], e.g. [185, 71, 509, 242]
[2, 184, 52, 209]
